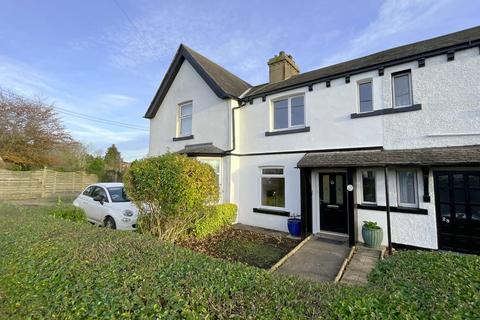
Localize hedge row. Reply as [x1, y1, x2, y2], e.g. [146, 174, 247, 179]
[193, 203, 237, 238]
[1, 205, 479, 319]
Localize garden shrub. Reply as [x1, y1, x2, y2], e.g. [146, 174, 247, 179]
[124, 153, 219, 242]
[193, 203, 237, 238]
[46, 201, 86, 222]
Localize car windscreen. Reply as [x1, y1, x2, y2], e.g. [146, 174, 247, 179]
[107, 187, 130, 202]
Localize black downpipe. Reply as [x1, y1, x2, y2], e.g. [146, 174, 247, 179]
[384, 166, 393, 255]
[224, 103, 243, 154]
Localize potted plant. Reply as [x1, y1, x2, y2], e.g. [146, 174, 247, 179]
[362, 221, 383, 248]
[287, 214, 301, 237]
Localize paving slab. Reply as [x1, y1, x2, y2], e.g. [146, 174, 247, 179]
[276, 235, 350, 282]
[341, 244, 382, 285]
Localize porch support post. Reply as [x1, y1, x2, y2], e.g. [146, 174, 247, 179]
[300, 167, 312, 237]
[384, 166, 393, 255]
[346, 168, 355, 247]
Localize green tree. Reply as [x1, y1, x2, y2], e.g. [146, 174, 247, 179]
[104, 144, 122, 182]
[85, 154, 106, 178]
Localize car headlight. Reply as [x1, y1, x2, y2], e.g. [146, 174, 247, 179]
[123, 210, 134, 217]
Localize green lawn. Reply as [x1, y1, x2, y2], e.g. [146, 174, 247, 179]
[1, 204, 479, 319]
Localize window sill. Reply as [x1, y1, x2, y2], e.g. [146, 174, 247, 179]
[253, 207, 290, 217]
[350, 104, 421, 119]
[172, 135, 194, 141]
[265, 126, 310, 136]
[356, 204, 428, 215]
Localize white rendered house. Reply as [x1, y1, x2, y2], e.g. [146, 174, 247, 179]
[146, 26, 480, 254]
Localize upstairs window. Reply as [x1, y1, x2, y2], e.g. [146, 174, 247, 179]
[260, 167, 285, 208]
[358, 80, 373, 113]
[178, 102, 192, 136]
[393, 71, 412, 107]
[273, 95, 304, 130]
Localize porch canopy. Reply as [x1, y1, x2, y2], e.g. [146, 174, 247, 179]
[297, 145, 480, 168]
[177, 143, 225, 157]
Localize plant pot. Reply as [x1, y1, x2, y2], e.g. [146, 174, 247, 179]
[362, 225, 383, 248]
[287, 218, 301, 237]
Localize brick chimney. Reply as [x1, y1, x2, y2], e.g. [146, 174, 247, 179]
[268, 51, 300, 83]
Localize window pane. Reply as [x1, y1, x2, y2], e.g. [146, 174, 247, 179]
[398, 170, 416, 205]
[362, 170, 376, 203]
[181, 103, 192, 116]
[180, 116, 192, 136]
[291, 104, 304, 126]
[262, 168, 283, 175]
[261, 177, 285, 207]
[291, 96, 304, 108]
[322, 175, 330, 204]
[273, 99, 288, 129]
[468, 175, 480, 188]
[394, 74, 411, 107]
[359, 82, 373, 112]
[335, 175, 344, 205]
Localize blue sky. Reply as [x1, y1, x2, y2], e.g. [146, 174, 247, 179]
[1, 0, 479, 161]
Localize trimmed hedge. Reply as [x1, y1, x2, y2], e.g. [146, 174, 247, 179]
[193, 204, 237, 238]
[124, 153, 219, 241]
[46, 203, 86, 222]
[1, 205, 479, 319]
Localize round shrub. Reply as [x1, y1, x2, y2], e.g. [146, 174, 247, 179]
[124, 153, 219, 242]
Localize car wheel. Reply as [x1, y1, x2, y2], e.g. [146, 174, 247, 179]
[104, 217, 116, 229]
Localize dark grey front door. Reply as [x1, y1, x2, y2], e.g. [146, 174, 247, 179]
[319, 173, 348, 234]
[434, 171, 480, 254]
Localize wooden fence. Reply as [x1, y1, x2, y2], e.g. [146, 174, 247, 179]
[0, 169, 98, 200]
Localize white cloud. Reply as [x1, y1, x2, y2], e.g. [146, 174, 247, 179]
[66, 121, 147, 144]
[0, 55, 59, 97]
[100, 93, 136, 106]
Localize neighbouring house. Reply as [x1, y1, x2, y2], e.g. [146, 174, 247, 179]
[145, 26, 480, 254]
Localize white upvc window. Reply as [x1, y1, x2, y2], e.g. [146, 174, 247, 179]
[260, 167, 285, 209]
[358, 79, 373, 113]
[392, 71, 413, 108]
[198, 157, 222, 201]
[396, 169, 418, 208]
[361, 169, 376, 204]
[177, 101, 192, 137]
[272, 95, 305, 130]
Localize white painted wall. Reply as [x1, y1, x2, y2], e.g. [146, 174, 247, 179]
[354, 168, 437, 249]
[233, 153, 303, 232]
[237, 70, 384, 154]
[148, 60, 231, 155]
[383, 47, 480, 149]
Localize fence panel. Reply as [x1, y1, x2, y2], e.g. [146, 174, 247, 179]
[0, 169, 98, 200]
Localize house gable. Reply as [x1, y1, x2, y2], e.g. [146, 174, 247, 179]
[144, 44, 250, 119]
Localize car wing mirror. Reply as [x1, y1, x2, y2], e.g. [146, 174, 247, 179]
[93, 195, 105, 204]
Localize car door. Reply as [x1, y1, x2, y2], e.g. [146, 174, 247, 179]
[90, 186, 109, 223]
[78, 186, 96, 221]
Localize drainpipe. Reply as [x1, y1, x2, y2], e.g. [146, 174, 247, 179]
[224, 101, 245, 154]
[384, 166, 393, 255]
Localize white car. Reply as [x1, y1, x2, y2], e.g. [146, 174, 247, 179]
[73, 183, 138, 230]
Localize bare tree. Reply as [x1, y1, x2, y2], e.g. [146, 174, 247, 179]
[0, 89, 72, 169]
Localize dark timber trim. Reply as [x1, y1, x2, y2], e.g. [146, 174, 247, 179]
[347, 168, 355, 246]
[350, 104, 421, 119]
[356, 204, 429, 215]
[227, 145, 382, 157]
[265, 126, 310, 136]
[300, 168, 313, 237]
[253, 208, 290, 217]
[242, 39, 480, 102]
[422, 167, 431, 202]
[172, 135, 194, 141]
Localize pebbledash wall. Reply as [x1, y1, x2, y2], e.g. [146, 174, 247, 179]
[148, 45, 480, 250]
